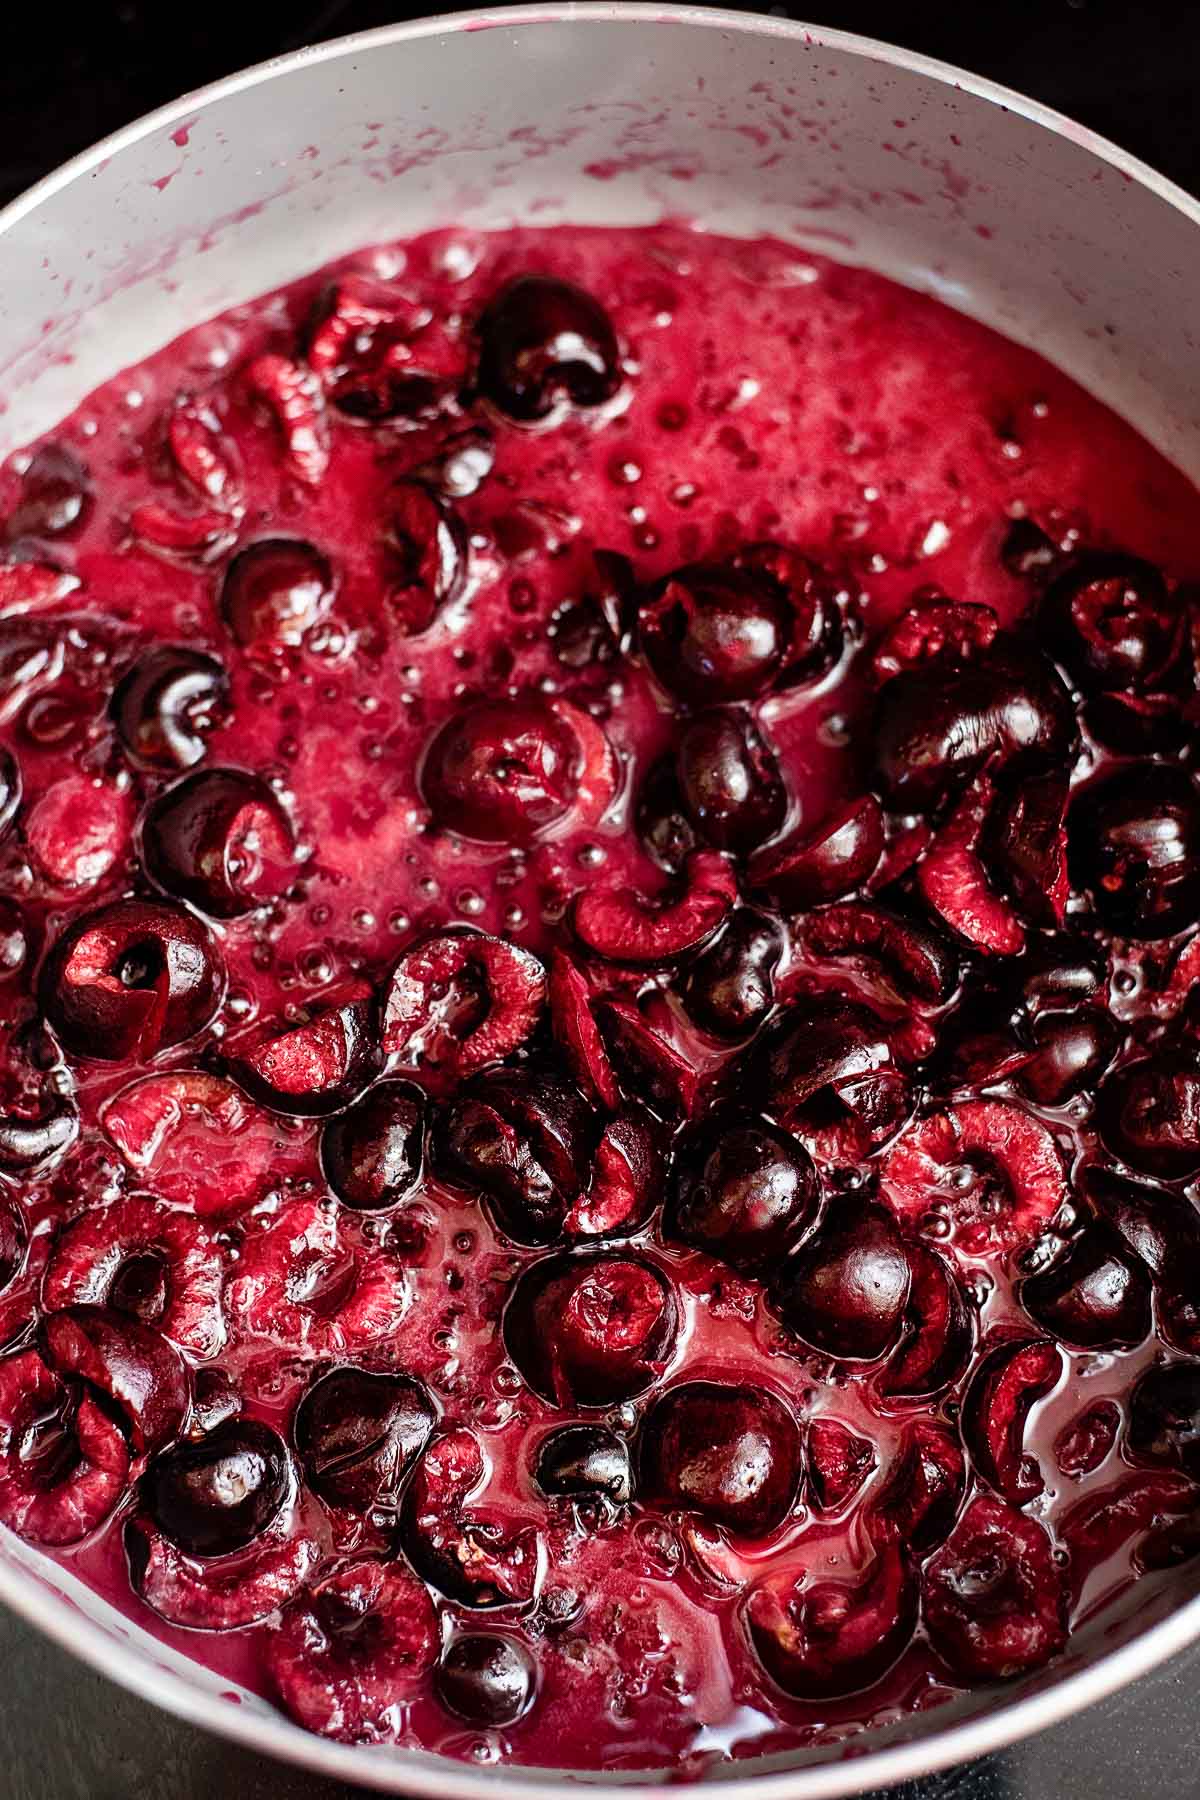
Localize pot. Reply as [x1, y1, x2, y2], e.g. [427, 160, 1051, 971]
[1, 8, 1199, 1794]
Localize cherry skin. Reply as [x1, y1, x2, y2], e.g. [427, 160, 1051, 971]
[670, 1114, 819, 1273]
[504, 1251, 679, 1407]
[638, 563, 792, 705]
[771, 1201, 912, 1363]
[675, 708, 786, 855]
[681, 909, 783, 1040]
[421, 697, 582, 844]
[142, 1419, 292, 1556]
[111, 647, 230, 771]
[293, 1367, 436, 1514]
[435, 1635, 537, 1728]
[476, 275, 621, 421]
[320, 1080, 426, 1212]
[220, 538, 334, 657]
[535, 1425, 633, 1505]
[140, 768, 295, 918]
[639, 1382, 802, 1536]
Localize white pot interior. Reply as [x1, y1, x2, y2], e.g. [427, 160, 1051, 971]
[2, 9, 1200, 1795]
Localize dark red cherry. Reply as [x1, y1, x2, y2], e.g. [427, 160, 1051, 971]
[434, 1070, 592, 1246]
[0, 899, 30, 982]
[293, 1366, 436, 1515]
[670, 1114, 819, 1273]
[6, 444, 92, 540]
[1022, 1223, 1152, 1349]
[228, 981, 379, 1118]
[1084, 690, 1189, 756]
[962, 1338, 1061, 1505]
[435, 1635, 537, 1728]
[873, 639, 1076, 810]
[141, 768, 295, 917]
[753, 997, 909, 1161]
[387, 483, 468, 635]
[504, 1251, 679, 1407]
[675, 709, 786, 856]
[143, 1418, 291, 1556]
[39, 897, 223, 1060]
[771, 1200, 912, 1362]
[1098, 1054, 1200, 1181]
[922, 1496, 1066, 1680]
[111, 647, 230, 771]
[421, 697, 582, 843]
[804, 903, 959, 1005]
[749, 795, 884, 912]
[535, 1425, 633, 1505]
[1041, 551, 1181, 693]
[734, 542, 843, 686]
[870, 1419, 965, 1553]
[1085, 1165, 1200, 1277]
[806, 1419, 876, 1513]
[321, 1080, 426, 1212]
[746, 1545, 916, 1700]
[637, 563, 792, 705]
[681, 909, 783, 1040]
[1128, 1364, 1200, 1478]
[636, 757, 699, 874]
[872, 594, 999, 681]
[220, 538, 334, 657]
[39, 1305, 189, 1455]
[476, 276, 620, 422]
[1014, 1010, 1119, 1107]
[639, 1382, 802, 1536]
[1069, 765, 1200, 939]
[1016, 933, 1106, 1014]
[878, 1245, 972, 1400]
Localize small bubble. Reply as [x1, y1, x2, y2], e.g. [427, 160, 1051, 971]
[577, 843, 606, 868]
[456, 889, 485, 917]
[352, 908, 376, 932]
[503, 904, 525, 930]
[388, 910, 411, 934]
[1114, 969, 1137, 996]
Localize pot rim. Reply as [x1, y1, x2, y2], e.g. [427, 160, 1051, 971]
[2, 7, 1200, 1795]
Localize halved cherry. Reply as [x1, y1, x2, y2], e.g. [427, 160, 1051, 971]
[962, 1337, 1062, 1505]
[320, 1079, 426, 1212]
[639, 1381, 802, 1537]
[771, 1200, 912, 1362]
[923, 1496, 1066, 1680]
[39, 1305, 189, 1455]
[293, 1366, 437, 1515]
[637, 562, 792, 705]
[420, 696, 587, 844]
[127, 1510, 320, 1630]
[880, 1100, 1068, 1257]
[983, 769, 1069, 929]
[0, 1348, 128, 1545]
[1098, 1054, 1200, 1182]
[754, 997, 909, 1161]
[386, 483, 468, 635]
[0, 1085, 79, 1178]
[101, 1070, 312, 1218]
[745, 1544, 917, 1700]
[44, 1195, 226, 1360]
[400, 1426, 542, 1609]
[806, 1419, 875, 1513]
[595, 999, 702, 1121]
[434, 1068, 592, 1245]
[1013, 1010, 1119, 1108]
[1085, 1167, 1200, 1278]
[5, 443, 93, 540]
[383, 931, 545, 1086]
[1021, 1221, 1151, 1350]
[225, 1199, 410, 1355]
[733, 541, 844, 686]
[749, 795, 884, 912]
[220, 538, 334, 659]
[24, 772, 134, 890]
[166, 400, 241, 510]
[269, 1559, 440, 1743]
[242, 353, 328, 486]
[111, 647, 230, 770]
[0, 559, 80, 613]
[40, 898, 224, 1061]
[476, 275, 621, 423]
[918, 776, 1025, 956]
[1041, 551, 1181, 694]
[228, 980, 379, 1118]
[141, 767, 296, 918]
[1055, 1400, 1121, 1478]
[877, 1243, 972, 1400]
[1060, 1470, 1196, 1601]
[573, 849, 737, 965]
[871, 596, 999, 682]
[669, 1113, 819, 1273]
[804, 902, 958, 1004]
[547, 950, 619, 1110]
[682, 909, 783, 1041]
[869, 1419, 965, 1551]
[675, 708, 786, 857]
[564, 1108, 663, 1241]
[504, 1251, 679, 1407]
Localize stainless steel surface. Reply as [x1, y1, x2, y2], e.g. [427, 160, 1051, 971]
[5, 7, 1200, 1794]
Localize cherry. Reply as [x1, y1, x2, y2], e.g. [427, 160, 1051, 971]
[734, 542, 843, 685]
[881, 1100, 1067, 1257]
[983, 768, 1069, 930]
[1069, 765, 1200, 939]
[111, 647, 230, 770]
[0, 1086, 78, 1176]
[1085, 1166, 1200, 1277]
[922, 1496, 1067, 1680]
[771, 1200, 912, 1362]
[675, 708, 786, 855]
[0, 747, 21, 844]
[806, 1419, 876, 1512]
[421, 697, 583, 843]
[564, 1106, 663, 1240]
[387, 483, 468, 634]
[878, 1244, 972, 1401]
[962, 1338, 1062, 1505]
[1128, 1364, 1200, 1478]
[141, 767, 296, 917]
[804, 903, 959, 1004]
[749, 795, 884, 912]
[753, 997, 909, 1161]
[220, 538, 334, 657]
[1016, 932, 1106, 1014]
[39, 897, 224, 1061]
[270, 1560, 439, 1744]
[143, 1417, 291, 1556]
[917, 774, 1026, 957]
[1041, 551, 1181, 693]
[383, 931, 546, 1083]
[321, 1079, 426, 1211]
[639, 1382, 802, 1536]
[434, 1069, 592, 1245]
[1098, 1054, 1200, 1181]
[1056, 1400, 1121, 1478]
[0, 898, 27, 980]
[226, 1198, 410, 1355]
[435, 1635, 537, 1728]
[873, 638, 1076, 810]
[504, 1251, 679, 1406]
[1014, 1010, 1119, 1107]
[293, 1366, 436, 1515]
[228, 980, 379, 1118]
[476, 275, 621, 422]
[535, 1425, 633, 1505]
[400, 1427, 541, 1609]
[1000, 517, 1058, 580]
[681, 908, 783, 1040]
[39, 1305, 189, 1456]
[870, 1419, 966, 1553]
[872, 594, 999, 681]
[637, 562, 792, 705]
[0, 1348, 129, 1546]
[745, 1545, 917, 1700]
[595, 999, 701, 1122]
[5, 443, 93, 540]
[1022, 1223, 1152, 1349]
[669, 1114, 819, 1273]
[636, 757, 699, 874]
[573, 849, 736, 965]
[547, 950, 619, 1110]
[0, 1202, 25, 1297]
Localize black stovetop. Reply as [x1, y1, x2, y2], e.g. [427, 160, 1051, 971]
[3, 5, 1200, 1798]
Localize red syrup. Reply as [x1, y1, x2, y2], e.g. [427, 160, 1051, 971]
[0, 223, 1199, 1767]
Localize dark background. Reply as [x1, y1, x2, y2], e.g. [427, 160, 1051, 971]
[5, 3, 1200, 1796]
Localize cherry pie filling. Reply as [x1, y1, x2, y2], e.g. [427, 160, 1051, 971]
[0, 222, 1199, 1766]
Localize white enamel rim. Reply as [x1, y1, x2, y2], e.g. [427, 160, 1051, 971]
[3, 7, 1200, 1794]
